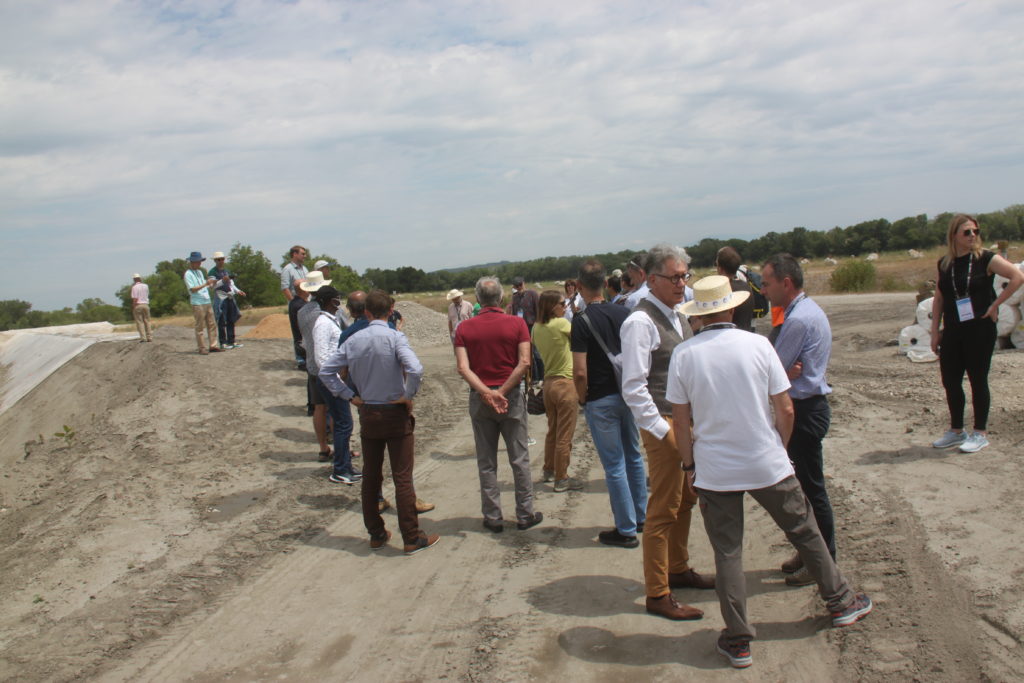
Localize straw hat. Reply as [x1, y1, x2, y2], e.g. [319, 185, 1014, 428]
[212, 251, 225, 260]
[679, 275, 750, 316]
[446, 289, 464, 301]
[299, 271, 332, 292]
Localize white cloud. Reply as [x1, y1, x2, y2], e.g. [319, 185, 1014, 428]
[1, 0, 1023, 308]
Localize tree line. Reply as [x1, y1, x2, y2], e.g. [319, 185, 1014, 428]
[2, 204, 1021, 331]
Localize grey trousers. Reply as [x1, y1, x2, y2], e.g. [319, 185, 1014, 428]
[697, 475, 854, 641]
[469, 387, 536, 525]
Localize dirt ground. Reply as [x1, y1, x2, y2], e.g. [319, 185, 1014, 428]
[1, 295, 1022, 681]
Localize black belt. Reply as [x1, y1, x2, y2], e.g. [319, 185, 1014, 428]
[360, 403, 405, 410]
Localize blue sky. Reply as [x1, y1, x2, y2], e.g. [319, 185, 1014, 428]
[2, 0, 1022, 310]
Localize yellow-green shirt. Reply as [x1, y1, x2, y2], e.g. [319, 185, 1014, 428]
[532, 317, 573, 379]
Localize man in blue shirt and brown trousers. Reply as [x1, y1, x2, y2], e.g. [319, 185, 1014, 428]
[319, 290, 440, 556]
[759, 253, 836, 586]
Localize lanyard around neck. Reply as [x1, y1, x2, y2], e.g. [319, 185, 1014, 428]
[953, 252, 973, 299]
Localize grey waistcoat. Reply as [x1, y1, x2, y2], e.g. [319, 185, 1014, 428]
[634, 297, 692, 415]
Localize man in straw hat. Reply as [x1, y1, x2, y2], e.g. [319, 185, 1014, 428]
[298, 271, 335, 462]
[620, 244, 714, 622]
[666, 275, 872, 669]
[447, 288, 473, 342]
[183, 251, 221, 355]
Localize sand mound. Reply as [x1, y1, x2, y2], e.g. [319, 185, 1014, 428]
[243, 314, 292, 339]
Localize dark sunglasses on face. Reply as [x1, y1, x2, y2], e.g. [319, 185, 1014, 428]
[962, 228, 980, 236]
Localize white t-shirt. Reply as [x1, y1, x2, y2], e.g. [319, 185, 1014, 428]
[665, 327, 793, 492]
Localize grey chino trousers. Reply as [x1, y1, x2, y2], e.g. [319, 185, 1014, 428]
[469, 386, 536, 525]
[697, 475, 855, 641]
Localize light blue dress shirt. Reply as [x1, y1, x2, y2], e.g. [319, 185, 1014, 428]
[772, 293, 832, 399]
[319, 320, 423, 403]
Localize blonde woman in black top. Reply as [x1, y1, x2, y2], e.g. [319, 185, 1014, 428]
[930, 214, 1023, 453]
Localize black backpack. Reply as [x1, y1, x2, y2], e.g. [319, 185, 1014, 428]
[739, 266, 769, 319]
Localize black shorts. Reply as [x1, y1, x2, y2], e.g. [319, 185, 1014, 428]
[307, 374, 326, 406]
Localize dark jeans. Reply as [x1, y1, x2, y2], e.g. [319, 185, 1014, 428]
[216, 310, 235, 345]
[939, 320, 997, 431]
[359, 405, 420, 544]
[318, 379, 354, 477]
[788, 394, 835, 559]
[288, 297, 306, 364]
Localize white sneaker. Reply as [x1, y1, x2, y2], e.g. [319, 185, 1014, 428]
[959, 432, 989, 453]
[932, 430, 966, 448]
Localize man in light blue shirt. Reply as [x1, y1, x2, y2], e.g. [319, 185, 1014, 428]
[760, 253, 836, 586]
[183, 251, 220, 355]
[319, 290, 438, 556]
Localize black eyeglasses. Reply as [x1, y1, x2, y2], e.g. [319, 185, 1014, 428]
[962, 228, 980, 236]
[653, 272, 691, 285]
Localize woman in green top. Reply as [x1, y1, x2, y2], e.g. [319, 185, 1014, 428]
[531, 290, 582, 492]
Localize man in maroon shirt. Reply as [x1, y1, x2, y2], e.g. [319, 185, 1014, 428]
[454, 276, 543, 533]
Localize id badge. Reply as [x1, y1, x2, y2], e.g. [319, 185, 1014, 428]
[517, 311, 524, 318]
[955, 297, 974, 322]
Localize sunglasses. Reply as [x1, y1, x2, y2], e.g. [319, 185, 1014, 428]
[962, 228, 980, 236]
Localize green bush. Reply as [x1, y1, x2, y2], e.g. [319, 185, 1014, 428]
[829, 260, 877, 292]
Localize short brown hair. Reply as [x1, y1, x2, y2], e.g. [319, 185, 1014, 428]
[538, 290, 563, 324]
[365, 289, 392, 318]
[716, 246, 742, 275]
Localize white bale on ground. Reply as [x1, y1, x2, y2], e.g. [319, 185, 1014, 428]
[1011, 310, 1024, 349]
[916, 297, 934, 327]
[997, 303, 1021, 338]
[898, 324, 931, 355]
[866, 253, 879, 261]
[908, 249, 923, 259]
[825, 257, 838, 265]
[907, 347, 938, 363]
[992, 262, 1024, 307]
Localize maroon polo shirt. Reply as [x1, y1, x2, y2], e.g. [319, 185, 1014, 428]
[454, 307, 531, 386]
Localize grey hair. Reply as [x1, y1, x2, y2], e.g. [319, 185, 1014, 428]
[645, 243, 691, 274]
[475, 276, 503, 307]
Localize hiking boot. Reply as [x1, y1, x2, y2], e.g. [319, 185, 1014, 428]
[404, 533, 440, 555]
[369, 530, 391, 550]
[932, 429, 966, 448]
[598, 529, 639, 548]
[781, 551, 804, 574]
[716, 635, 752, 668]
[553, 478, 584, 492]
[645, 593, 703, 620]
[415, 498, 435, 513]
[831, 592, 873, 627]
[517, 512, 543, 530]
[959, 432, 989, 453]
[669, 568, 715, 590]
[785, 567, 816, 587]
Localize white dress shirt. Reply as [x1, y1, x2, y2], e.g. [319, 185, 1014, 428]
[620, 290, 684, 440]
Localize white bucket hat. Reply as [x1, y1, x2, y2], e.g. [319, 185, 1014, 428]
[679, 275, 750, 316]
[446, 289, 464, 301]
[299, 271, 332, 292]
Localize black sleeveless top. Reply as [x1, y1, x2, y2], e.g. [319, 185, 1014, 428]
[937, 250, 995, 329]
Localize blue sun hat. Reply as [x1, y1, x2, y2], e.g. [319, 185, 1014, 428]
[187, 251, 206, 262]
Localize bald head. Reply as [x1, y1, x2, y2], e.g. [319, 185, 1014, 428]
[347, 290, 366, 317]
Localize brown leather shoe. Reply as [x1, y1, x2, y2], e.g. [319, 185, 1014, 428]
[668, 568, 716, 590]
[781, 552, 804, 574]
[369, 530, 392, 550]
[645, 593, 703, 620]
[415, 498, 435, 513]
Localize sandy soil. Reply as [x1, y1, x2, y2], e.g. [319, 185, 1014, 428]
[1, 295, 1022, 681]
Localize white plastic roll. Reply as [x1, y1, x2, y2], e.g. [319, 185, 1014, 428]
[898, 324, 930, 355]
[907, 348, 938, 363]
[998, 303, 1022, 337]
[993, 263, 1024, 307]
[916, 297, 934, 327]
[1011, 311, 1024, 349]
